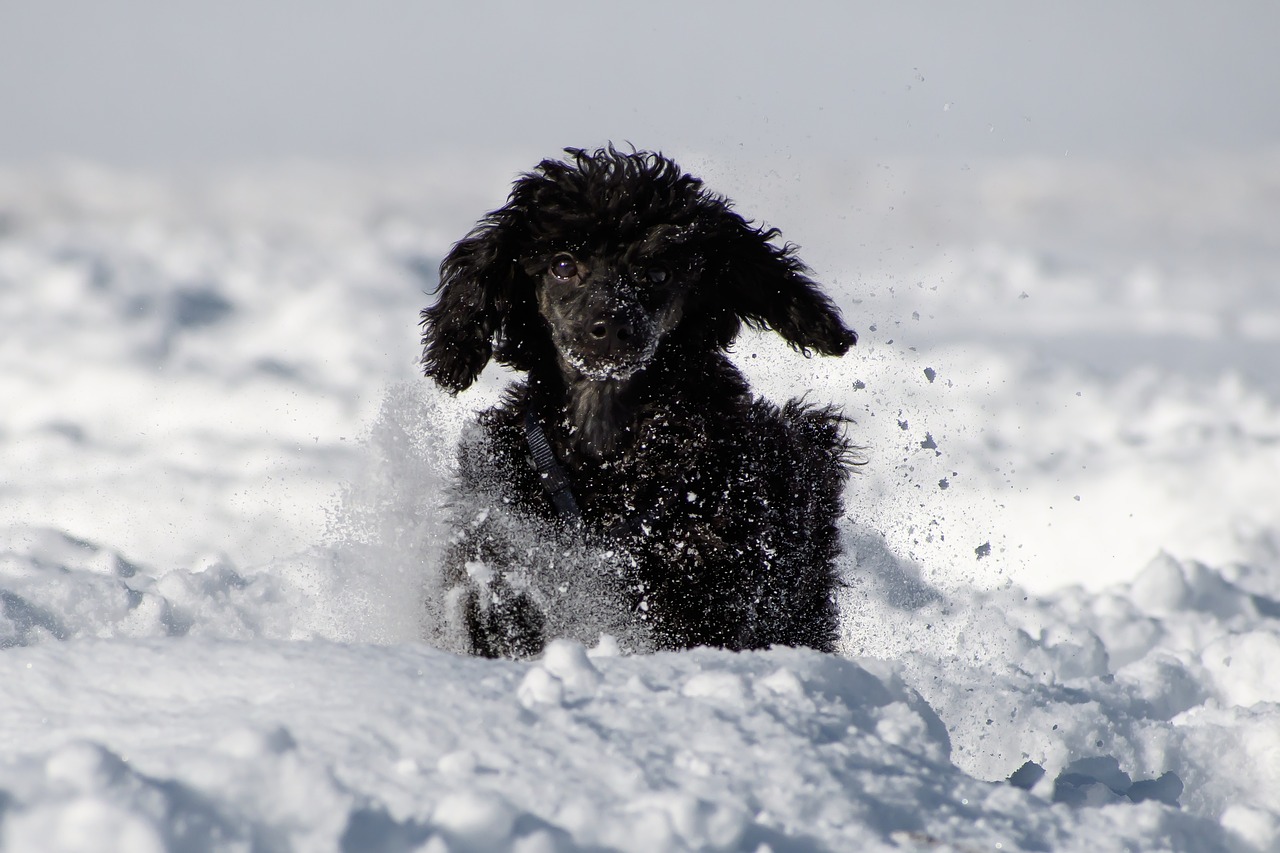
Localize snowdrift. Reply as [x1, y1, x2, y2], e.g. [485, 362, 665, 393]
[2, 157, 1279, 851]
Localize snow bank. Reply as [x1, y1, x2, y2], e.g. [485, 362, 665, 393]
[2, 156, 1279, 851]
[0, 636, 1246, 852]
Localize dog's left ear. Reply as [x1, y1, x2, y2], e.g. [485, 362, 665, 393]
[714, 216, 857, 356]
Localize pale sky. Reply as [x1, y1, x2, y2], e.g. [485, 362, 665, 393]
[2, 1, 1277, 166]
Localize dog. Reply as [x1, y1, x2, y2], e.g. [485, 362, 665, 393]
[420, 146, 858, 657]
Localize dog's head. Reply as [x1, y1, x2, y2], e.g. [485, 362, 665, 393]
[421, 146, 856, 393]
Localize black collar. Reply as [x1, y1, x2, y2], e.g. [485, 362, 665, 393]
[522, 407, 581, 520]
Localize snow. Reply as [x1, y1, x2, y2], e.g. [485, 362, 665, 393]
[2, 153, 1280, 851]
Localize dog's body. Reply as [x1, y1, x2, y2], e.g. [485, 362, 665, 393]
[421, 148, 858, 657]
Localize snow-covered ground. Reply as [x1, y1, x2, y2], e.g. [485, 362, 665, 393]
[2, 154, 1279, 851]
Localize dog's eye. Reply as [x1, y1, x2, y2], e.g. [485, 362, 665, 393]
[549, 254, 578, 281]
[645, 265, 670, 285]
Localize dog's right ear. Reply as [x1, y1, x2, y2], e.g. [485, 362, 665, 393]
[420, 214, 519, 394]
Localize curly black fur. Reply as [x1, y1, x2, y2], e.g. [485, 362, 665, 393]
[421, 146, 859, 657]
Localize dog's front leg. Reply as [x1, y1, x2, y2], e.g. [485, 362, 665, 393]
[439, 506, 549, 659]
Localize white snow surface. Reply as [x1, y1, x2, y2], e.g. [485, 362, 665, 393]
[2, 155, 1280, 852]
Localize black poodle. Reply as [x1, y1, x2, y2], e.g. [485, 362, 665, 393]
[420, 146, 858, 657]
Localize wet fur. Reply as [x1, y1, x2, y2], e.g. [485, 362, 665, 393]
[421, 147, 859, 656]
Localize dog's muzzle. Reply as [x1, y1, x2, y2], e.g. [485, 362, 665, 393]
[562, 307, 657, 380]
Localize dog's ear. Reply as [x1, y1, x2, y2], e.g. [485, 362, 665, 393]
[420, 213, 523, 394]
[712, 214, 857, 356]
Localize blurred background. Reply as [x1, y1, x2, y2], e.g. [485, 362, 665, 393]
[6, 1, 1279, 293]
[4, 1, 1278, 165]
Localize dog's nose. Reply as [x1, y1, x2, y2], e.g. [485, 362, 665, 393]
[580, 310, 645, 361]
[588, 319, 634, 343]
